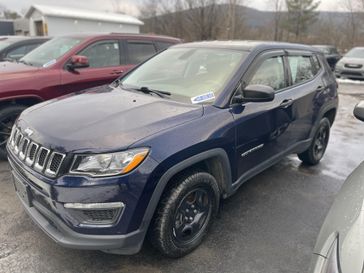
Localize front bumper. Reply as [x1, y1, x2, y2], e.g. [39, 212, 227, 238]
[17, 190, 145, 254]
[8, 148, 158, 254]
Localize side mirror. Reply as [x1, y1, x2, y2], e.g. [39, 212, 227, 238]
[354, 101, 364, 122]
[67, 55, 89, 71]
[233, 84, 275, 104]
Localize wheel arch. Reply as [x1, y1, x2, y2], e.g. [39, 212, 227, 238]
[310, 104, 337, 139]
[140, 148, 232, 231]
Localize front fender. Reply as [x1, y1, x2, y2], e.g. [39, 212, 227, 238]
[136, 148, 232, 235]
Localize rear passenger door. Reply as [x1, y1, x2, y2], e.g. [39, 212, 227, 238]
[284, 51, 326, 143]
[60, 39, 127, 93]
[126, 40, 157, 66]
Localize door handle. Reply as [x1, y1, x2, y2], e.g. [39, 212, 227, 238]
[280, 99, 293, 109]
[111, 70, 124, 75]
[316, 86, 326, 92]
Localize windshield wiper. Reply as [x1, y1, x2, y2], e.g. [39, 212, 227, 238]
[133, 86, 171, 98]
[18, 60, 33, 66]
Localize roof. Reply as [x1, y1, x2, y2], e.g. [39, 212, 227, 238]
[55, 33, 181, 43]
[0, 36, 49, 41]
[25, 4, 144, 26]
[175, 40, 321, 53]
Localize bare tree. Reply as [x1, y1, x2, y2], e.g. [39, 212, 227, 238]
[111, 0, 139, 15]
[342, 0, 361, 48]
[270, 0, 284, 41]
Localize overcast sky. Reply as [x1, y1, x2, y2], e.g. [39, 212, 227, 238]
[0, 0, 347, 16]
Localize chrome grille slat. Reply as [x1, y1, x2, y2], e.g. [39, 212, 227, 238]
[45, 152, 66, 177]
[14, 133, 23, 154]
[10, 128, 17, 147]
[25, 142, 39, 166]
[34, 147, 50, 172]
[9, 126, 66, 178]
[19, 138, 30, 160]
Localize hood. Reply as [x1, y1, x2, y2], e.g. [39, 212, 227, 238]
[17, 85, 203, 153]
[313, 161, 364, 273]
[339, 57, 364, 66]
[0, 61, 40, 81]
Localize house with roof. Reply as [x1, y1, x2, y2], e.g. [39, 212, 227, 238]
[25, 4, 144, 36]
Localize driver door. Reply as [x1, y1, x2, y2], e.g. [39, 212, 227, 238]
[60, 39, 127, 94]
[232, 51, 296, 179]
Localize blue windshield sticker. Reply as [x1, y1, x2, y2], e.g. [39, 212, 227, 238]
[43, 59, 57, 68]
[191, 92, 215, 104]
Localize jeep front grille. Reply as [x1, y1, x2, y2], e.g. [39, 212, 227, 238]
[8, 127, 66, 178]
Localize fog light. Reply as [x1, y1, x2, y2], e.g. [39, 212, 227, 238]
[64, 202, 125, 227]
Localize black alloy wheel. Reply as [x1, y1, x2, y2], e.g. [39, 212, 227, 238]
[173, 188, 212, 246]
[149, 171, 220, 258]
[298, 117, 331, 165]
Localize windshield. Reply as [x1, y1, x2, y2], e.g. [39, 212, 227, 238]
[121, 47, 247, 104]
[20, 37, 84, 67]
[345, 48, 364, 59]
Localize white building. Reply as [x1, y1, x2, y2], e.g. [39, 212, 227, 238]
[25, 4, 144, 36]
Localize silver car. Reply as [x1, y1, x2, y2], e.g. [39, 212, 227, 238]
[335, 47, 364, 80]
[309, 101, 364, 273]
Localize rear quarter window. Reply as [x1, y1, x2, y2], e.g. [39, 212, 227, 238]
[311, 55, 322, 75]
[288, 55, 317, 85]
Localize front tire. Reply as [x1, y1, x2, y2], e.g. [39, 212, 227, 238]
[298, 118, 331, 165]
[148, 171, 220, 258]
[0, 105, 27, 160]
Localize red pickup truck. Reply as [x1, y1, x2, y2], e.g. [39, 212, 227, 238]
[0, 33, 180, 158]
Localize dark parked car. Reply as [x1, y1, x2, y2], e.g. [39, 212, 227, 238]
[8, 41, 338, 257]
[0, 36, 49, 62]
[313, 45, 341, 71]
[0, 33, 181, 158]
[309, 102, 364, 273]
[335, 47, 364, 80]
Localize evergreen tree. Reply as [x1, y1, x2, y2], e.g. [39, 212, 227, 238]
[284, 0, 320, 41]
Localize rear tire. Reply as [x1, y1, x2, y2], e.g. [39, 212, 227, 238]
[148, 170, 220, 258]
[298, 118, 331, 165]
[0, 105, 27, 160]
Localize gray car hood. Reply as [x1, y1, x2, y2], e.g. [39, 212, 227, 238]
[339, 57, 364, 66]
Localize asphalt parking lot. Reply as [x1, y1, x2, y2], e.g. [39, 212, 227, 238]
[0, 82, 364, 273]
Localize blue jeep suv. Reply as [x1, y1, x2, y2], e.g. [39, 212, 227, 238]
[7, 41, 338, 257]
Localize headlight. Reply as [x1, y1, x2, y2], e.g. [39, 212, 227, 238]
[70, 148, 149, 177]
[321, 238, 340, 273]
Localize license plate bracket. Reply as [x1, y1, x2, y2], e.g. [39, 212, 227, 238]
[13, 174, 32, 207]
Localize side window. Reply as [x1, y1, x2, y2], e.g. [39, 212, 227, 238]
[288, 55, 315, 85]
[127, 42, 157, 64]
[155, 41, 173, 51]
[311, 55, 321, 75]
[25, 43, 41, 53]
[6, 45, 28, 59]
[79, 40, 120, 68]
[249, 56, 286, 91]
